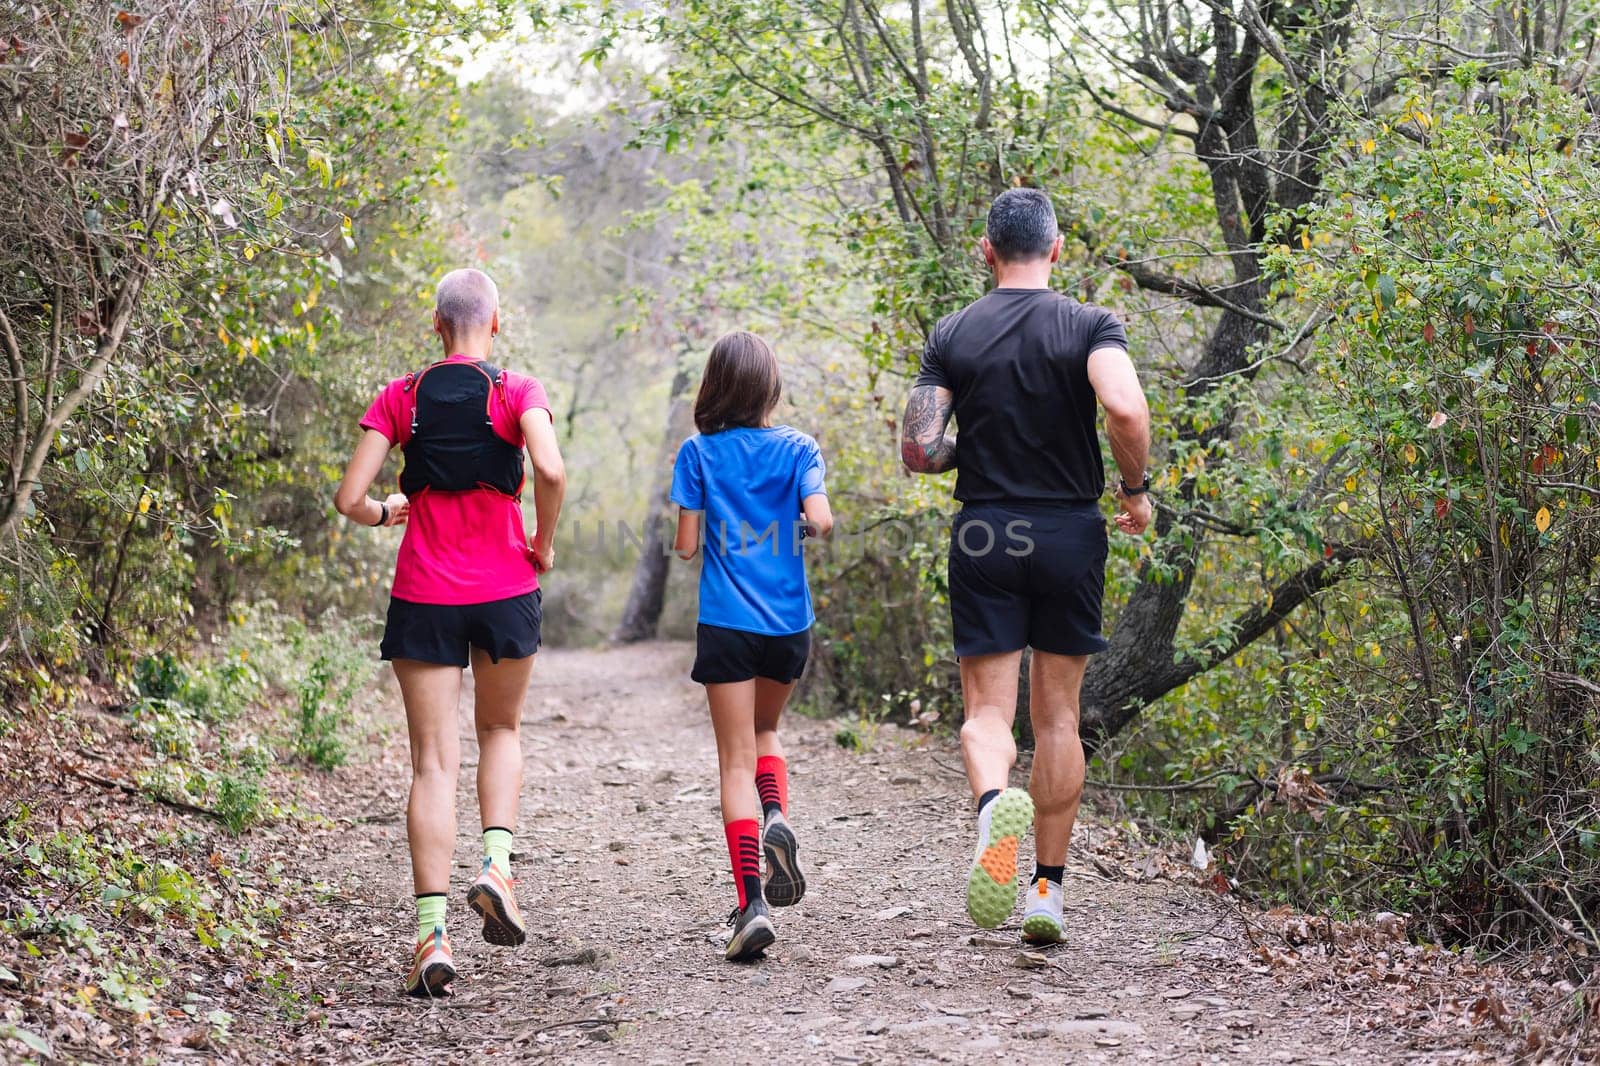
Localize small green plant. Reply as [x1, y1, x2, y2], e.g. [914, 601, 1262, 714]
[215, 748, 269, 835]
[294, 652, 351, 770]
[133, 652, 185, 700]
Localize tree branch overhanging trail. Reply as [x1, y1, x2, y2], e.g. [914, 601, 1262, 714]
[648, 0, 1377, 752]
[1081, 542, 1362, 751]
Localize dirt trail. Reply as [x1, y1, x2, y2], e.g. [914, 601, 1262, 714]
[281, 643, 1410, 1064]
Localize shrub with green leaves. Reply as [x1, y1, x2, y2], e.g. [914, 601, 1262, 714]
[1234, 72, 1600, 942]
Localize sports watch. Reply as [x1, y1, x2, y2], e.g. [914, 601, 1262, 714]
[1118, 473, 1151, 496]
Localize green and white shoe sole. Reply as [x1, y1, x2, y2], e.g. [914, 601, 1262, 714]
[1021, 912, 1064, 944]
[965, 788, 1034, 929]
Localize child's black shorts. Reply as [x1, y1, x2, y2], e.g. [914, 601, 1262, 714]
[692, 623, 811, 685]
[947, 502, 1110, 658]
[380, 591, 541, 667]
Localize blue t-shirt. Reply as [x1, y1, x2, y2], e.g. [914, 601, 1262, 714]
[670, 426, 828, 636]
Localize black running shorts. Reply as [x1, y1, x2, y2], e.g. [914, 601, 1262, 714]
[380, 591, 541, 667]
[692, 623, 811, 685]
[947, 502, 1109, 658]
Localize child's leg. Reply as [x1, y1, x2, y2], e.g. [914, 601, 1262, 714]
[706, 681, 762, 908]
[465, 649, 535, 947]
[753, 678, 796, 818]
[393, 659, 463, 910]
[753, 677, 806, 907]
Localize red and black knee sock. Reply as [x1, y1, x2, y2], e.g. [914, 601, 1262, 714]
[724, 819, 763, 909]
[755, 755, 788, 820]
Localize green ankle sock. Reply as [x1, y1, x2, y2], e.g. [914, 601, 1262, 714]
[415, 893, 446, 943]
[483, 826, 514, 873]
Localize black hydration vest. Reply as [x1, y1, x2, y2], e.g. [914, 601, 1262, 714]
[397, 360, 524, 499]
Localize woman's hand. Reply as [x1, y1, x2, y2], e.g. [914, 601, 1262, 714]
[381, 493, 410, 527]
[527, 531, 554, 573]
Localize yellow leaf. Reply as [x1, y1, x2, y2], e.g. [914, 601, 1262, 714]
[1344, 475, 1358, 492]
[217, 326, 229, 345]
[1361, 138, 1376, 154]
[138, 493, 151, 515]
[1300, 230, 1311, 250]
[1403, 443, 1418, 464]
[1535, 506, 1552, 533]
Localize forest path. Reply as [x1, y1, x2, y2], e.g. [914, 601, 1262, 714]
[281, 643, 1408, 1064]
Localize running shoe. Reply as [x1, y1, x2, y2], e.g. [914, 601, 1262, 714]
[404, 926, 456, 998]
[965, 787, 1034, 928]
[725, 899, 775, 962]
[466, 858, 527, 947]
[1021, 877, 1065, 944]
[762, 811, 807, 907]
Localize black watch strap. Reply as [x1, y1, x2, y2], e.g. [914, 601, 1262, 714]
[373, 502, 389, 527]
[1118, 474, 1151, 496]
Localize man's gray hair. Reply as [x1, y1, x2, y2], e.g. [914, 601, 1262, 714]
[985, 188, 1059, 262]
[435, 268, 499, 332]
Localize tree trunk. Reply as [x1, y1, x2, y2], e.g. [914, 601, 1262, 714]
[0, 270, 145, 543]
[612, 362, 694, 643]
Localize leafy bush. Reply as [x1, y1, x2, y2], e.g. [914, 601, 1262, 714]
[124, 606, 375, 831]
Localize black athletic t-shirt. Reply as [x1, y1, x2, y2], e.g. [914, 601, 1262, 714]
[915, 287, 1127, 503]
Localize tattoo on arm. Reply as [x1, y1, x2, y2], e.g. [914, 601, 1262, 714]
[900, 385, 957, 474]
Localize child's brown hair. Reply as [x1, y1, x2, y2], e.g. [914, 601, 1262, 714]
[693, 331, 782, 435]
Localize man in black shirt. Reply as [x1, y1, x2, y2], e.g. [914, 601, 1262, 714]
[900, 188, 1152, 943]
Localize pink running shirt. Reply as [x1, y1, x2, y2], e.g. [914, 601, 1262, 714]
[359, 354, 550, 605]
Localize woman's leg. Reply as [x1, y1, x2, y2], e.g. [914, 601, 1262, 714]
[462, 649, 535, 946]
[468, 649, 535, 833]
[393, 659, 464, 895]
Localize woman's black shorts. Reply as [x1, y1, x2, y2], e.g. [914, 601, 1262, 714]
[947, 502, 1109, 658]
[692, 623, 811, 685]
[380, 591, 541, 667]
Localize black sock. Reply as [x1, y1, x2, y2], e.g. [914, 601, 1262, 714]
[977, 788, 1001, 813]
[1033, 864, 1064, 886]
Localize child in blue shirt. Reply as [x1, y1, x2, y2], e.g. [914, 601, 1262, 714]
[671, 330, 833, 962]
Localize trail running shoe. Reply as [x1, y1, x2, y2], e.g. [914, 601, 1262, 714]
[762, 812, 807, 907]
[725, 900, 775, 962]
[466, 858, 527, 947]
[1021, 877, 1065, 944]
[965, 787, 1034, 929]
[404, 927, 456, 998]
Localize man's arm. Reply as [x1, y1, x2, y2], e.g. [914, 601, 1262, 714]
[520, 408, 567, 571]
[1086, 345, 1153, 534]
[900, 384, 958, 474]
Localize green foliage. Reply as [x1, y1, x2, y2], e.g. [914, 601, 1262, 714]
[1110, 73, 1600, 944]
[0, 0, 513, 695]
[0, 802, 286, 1043]
[1280, 74, 1600, 942]
[125, 607, 374, 831]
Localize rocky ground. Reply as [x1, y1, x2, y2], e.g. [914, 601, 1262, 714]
[273, 643, 1430, 1064]
[10, 641, 1582, 1064]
